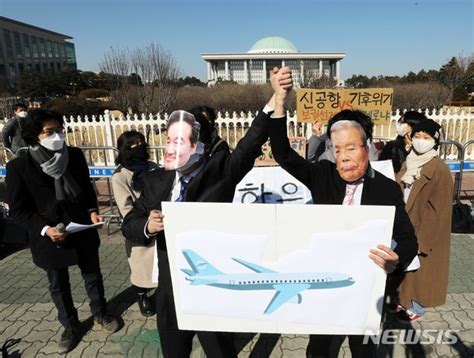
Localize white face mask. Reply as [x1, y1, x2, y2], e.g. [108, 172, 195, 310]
[40, 133, 65, 151]
[396, 122, 409, 137]
[17, 111, 28, 118]
[412, 138, 435, 154]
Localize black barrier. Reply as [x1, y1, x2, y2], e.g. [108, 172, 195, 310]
[461, 140, 474, 201]
[78, 147, 121, 234]
[439, 140, 464, 202]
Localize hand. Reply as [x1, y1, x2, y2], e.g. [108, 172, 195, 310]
[312, 120, 322, 135]
[147, 209, 165, 234]
[90, 211, 103, 224]
[369, 244, 399, 273]
[45, 227, 68, 243]
[270, 66, 293, 99]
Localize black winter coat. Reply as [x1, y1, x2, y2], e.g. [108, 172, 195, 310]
[6, 146, 100, 269]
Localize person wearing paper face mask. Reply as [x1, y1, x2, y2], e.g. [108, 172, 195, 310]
[379, 111, 428, 173]
[2, 103, 28, 153]
[395, 119, 453, 323]
[5, 109, 119, 353]
[122, 67, 294, 357]
[112, 131, 158, 317]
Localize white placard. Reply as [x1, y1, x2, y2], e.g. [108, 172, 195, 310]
[232, 161, 395, 205]
[233, 166, 312, 204]
[162, 202, 395, 335]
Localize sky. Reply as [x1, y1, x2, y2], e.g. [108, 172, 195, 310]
[1, 0, 473, 81]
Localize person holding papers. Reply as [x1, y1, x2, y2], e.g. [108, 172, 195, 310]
[267, 68, 418, 358]
[122, 69, 293, 358]
[5, 109, 118, 354]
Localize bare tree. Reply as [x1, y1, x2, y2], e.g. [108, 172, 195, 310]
[100, 43, 180, 114]
[300, 72, 337, 88]
[149, 43, 181, 113]
[99, 47, 135, 113]
[393, 83, 449, 110]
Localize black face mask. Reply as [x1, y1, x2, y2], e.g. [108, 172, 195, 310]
[129, 144, 148, 163]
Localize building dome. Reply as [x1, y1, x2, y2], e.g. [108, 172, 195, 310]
[248, 36, 298, 54]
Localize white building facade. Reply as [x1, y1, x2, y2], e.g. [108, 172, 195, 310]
[201, 36, 346, 87]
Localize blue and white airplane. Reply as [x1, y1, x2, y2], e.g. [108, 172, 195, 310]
[181, 249, 355, 314]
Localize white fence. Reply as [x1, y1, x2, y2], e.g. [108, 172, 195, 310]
[60, 109, 473, 160]
[1, 109, 473, 163]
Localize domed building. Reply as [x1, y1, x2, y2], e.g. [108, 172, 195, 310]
[201, 36, 345, 87]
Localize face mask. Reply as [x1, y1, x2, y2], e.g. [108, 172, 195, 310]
[412, 138, 435, 154]
[40, 133, 65, 151]
[129, 144, 148, 163]
[396, 123, 409, 137]
[17, 111, 27, 118]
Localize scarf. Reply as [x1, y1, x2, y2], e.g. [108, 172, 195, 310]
[123, 161, 149, 192]
[401, 149, 437, 185]
[29, 145, 82, 202]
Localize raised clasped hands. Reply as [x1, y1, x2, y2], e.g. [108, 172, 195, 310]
[270, 66, 293, 100]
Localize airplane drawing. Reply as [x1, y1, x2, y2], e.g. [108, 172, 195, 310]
[180, 249, 355, 314]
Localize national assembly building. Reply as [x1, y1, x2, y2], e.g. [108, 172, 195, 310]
[201, 36, 346, 87]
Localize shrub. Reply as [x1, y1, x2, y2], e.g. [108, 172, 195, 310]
[77, 88, 110, 99]
[44, 97, 106, 116]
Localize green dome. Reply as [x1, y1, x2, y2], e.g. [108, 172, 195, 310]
[248, 36, 298, 54]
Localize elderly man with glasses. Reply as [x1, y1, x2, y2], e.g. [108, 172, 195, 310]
[268, 68, 418, 358]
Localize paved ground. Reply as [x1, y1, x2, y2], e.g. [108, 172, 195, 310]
[0, 229, 473, 358]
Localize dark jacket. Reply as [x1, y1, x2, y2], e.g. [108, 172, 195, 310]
[379, 136, 408, 173]
[122, 110, 270, 250]
[269, 116, 418, 270]
[2, 116, 27, 152]
[5, 146, 100, 269]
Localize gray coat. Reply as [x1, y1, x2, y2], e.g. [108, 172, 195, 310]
[2, 116, 27, 152]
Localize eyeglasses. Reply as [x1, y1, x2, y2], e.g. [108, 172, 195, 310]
[40, 127, 64, 136]
[333, 145, 366, 157]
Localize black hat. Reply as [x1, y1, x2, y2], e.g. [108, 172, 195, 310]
[411, 119, 441, 144]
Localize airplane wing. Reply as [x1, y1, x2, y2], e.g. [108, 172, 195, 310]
[264, 283, 310, 314]
[232, 257, 277, 273]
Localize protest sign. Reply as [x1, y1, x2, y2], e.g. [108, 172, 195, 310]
[297, 88, 393, 125]
[162, 202, 394, 335]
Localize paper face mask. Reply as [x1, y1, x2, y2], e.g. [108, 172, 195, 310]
[164, 111, 204, 172]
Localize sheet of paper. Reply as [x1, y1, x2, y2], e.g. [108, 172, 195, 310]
[152, 240, 159, 284]
[65, 222, 104, 234]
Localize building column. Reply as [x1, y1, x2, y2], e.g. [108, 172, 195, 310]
[225, 60, 229, 81]
[319, 60, 323, 78]
[300, 60, 305, 86]
[213, 64, 217, 81]
[281, 60, 285, 67]
[262, 60, 266, 83]
[243, 60, 248, 84]
[335, 60, 340, 80]
[207, 62, 212, 81]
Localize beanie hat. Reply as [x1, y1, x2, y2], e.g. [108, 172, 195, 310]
[411, 119, 441, 144]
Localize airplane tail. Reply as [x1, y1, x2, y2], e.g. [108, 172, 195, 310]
[181, 249, 223, 277]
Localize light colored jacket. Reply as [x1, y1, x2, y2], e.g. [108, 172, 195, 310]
[112, 163, 158, 288]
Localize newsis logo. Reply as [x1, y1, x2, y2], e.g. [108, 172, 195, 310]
[363, 329, 459, 345]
